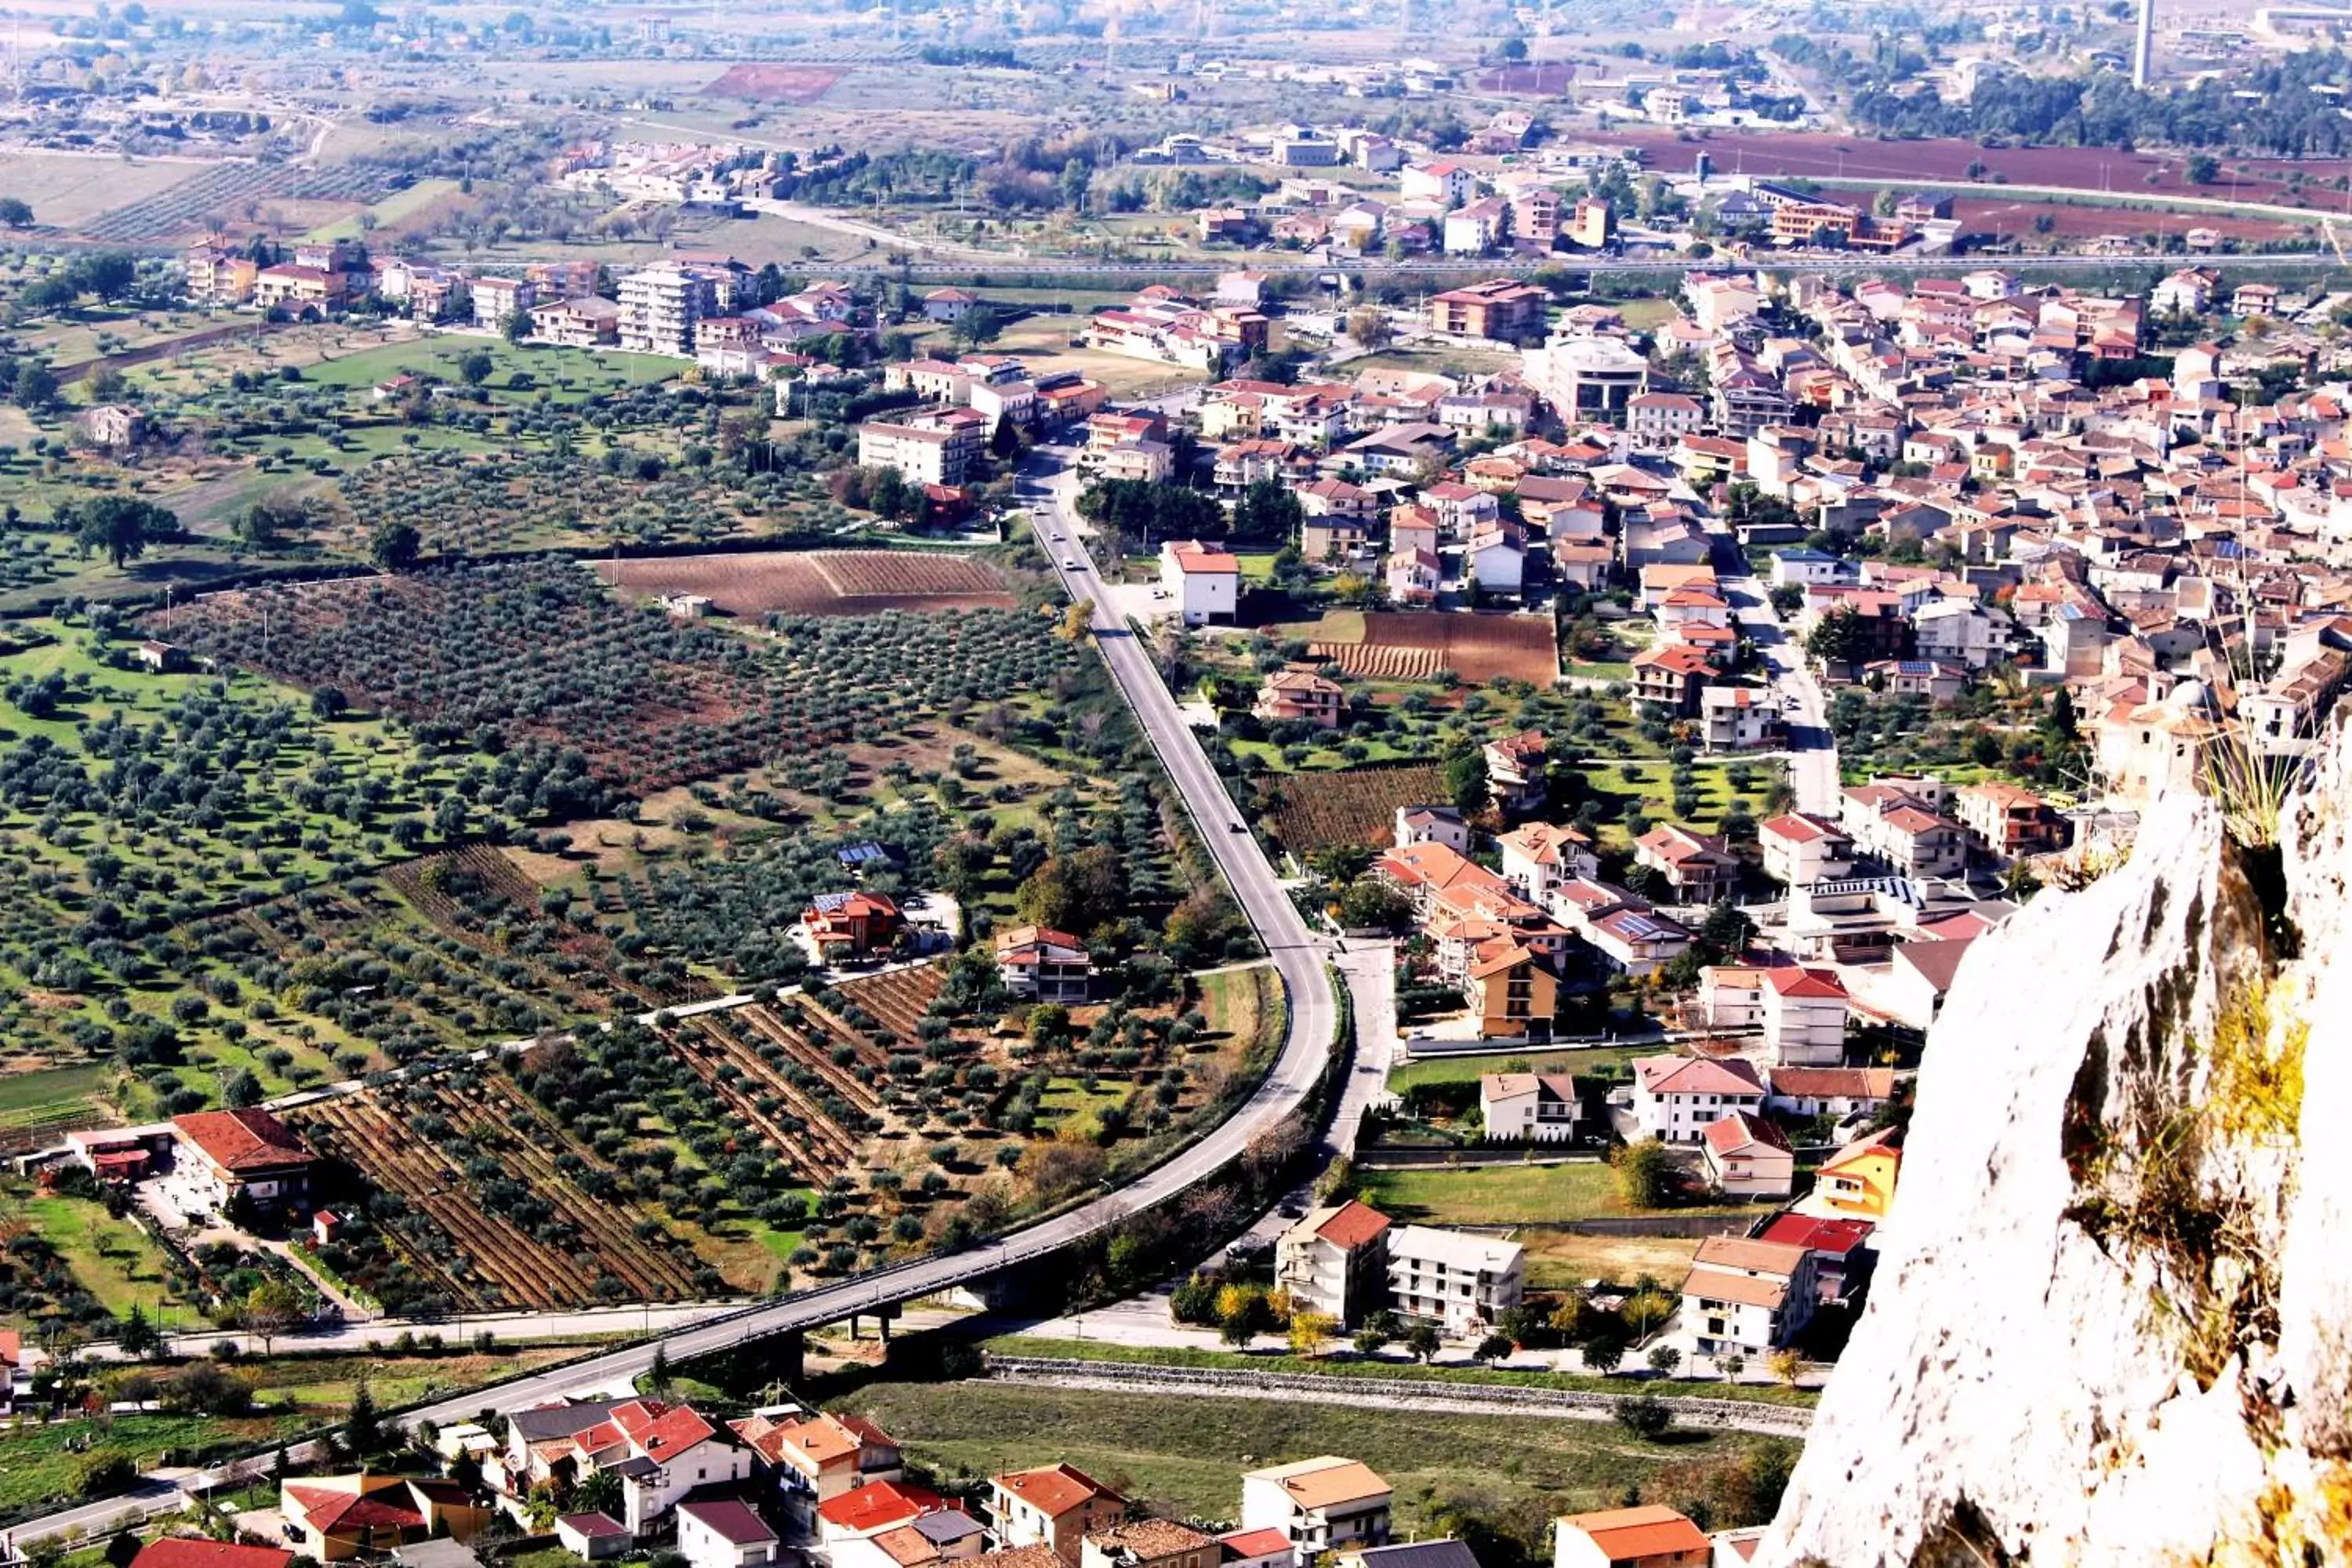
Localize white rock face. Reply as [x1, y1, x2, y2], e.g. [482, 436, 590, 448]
[1759, 728, 2352, 1567]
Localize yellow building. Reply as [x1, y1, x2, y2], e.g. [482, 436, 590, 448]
[1469, 944, 1556, 1041]
[1816, 1128, 1901, 1219]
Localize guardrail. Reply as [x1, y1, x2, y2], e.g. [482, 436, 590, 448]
[980, 1354, 1813, 1435]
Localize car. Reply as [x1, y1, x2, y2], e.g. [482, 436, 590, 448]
[1228, 821, 1245, 833]
[1062, 558, 1081, 571]
[1276, 1201, 1305, 1219]
[1049, 532, 1065, 542]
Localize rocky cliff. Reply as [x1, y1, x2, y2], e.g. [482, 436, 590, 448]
[1760, 728, 2350, 1567]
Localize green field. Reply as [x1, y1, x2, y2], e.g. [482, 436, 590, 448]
[20, 1192, 181, 1319]
[1356, 1163, 1751, 1226]
[851, 1379, 1799, 1532]
[302, 179, 464, 242]
[1385, 1045, 1650, 1096]
[982, 1334, 1816, 1406]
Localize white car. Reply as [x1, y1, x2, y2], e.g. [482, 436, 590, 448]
[1050, 532, 1065, 543]
[1061, 558, 1080, 571]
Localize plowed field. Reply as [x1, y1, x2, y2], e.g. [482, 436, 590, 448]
[601, 550, 1015, 615]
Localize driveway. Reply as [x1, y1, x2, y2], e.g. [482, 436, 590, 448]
[1715, 566, 1840, 815]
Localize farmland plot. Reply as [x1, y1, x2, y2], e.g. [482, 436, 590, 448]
[292, 1066, 713, 1314]
[1267, 763, 1450, 852]
[1308, 612, 1559, 685]
[601, 550, 1016, 616]
[157, 558, 1083, 795]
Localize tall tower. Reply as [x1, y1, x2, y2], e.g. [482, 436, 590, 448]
[2132, 0, 2155, 89]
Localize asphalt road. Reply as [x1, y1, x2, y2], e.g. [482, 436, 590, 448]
[8, 450, 1340, 1551]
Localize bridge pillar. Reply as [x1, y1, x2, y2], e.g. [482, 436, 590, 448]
[875, 1303, 898, 1343]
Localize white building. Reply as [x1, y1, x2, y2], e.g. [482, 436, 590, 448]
[1385, 1225, 1523, 1334]
[677, 1502, 778, 1568]
[1274, 1200, 1392, 1327]
[1479, 1072, 1579, 1143]
[1911, 598, 2002, 669]
[1497, 822, 1598, 902]
[1241, 1458, 1393, 1559]
[1679, 1235, 1817, 1357]
[1160, 540, 1240, 626]
[1628, 1055, 1766, 1143]
[1759, 812, 1854, 887]
[1700, 1111, 1794, 1198]
[1759, 965, 1850, 1067]
[618, 262, 719, 356]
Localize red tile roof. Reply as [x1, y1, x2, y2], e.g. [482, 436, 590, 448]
[993, 1462, 1120, 1518]
[1311, 1199, 1392, 1250]
[132, 1543, 294, 1568]
[172, 1109, 314, 1174]
[1556, 1505, 1709, 1563]
[819, 1481, 942, 1534]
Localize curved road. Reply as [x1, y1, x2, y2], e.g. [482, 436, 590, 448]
[10, 451, 1337, 1549]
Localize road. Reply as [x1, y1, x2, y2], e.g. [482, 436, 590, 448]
[1711, 544, 1839, 817]
[9, 450, 1340, 1551]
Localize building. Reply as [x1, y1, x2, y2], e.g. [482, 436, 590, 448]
[172, 1109, 314, 1214]
[1552, 1506, 1710, 1568]
[1525, 336, 1651, 419]
[1627, 392, 1704, 452]
[993, 926, 1093, 1003]
[858, 419, 979, 488]
[1479, 1072, 1578, 1142]
[1633, 825, 1738, 906]
[1700, 1111, 1794, 1198]
[818, 1482, 960, 1568]
[78, 403, 144, 452]
[1080, 1522, 1218, 1568]
[677, 1502, 779, 1568]
[1628, 1055, 1766, 1143]
[470, 274, 535, 330]
[1954, 782, 2066, 860]
[557, 1515, 634, 1562]
[1255, 670, 1345, 728]
[1428, 279, 1548, 342]
[1276, 1199, 1392, 1327]
[1161, 540, 1240, 626]
[1698, 687, 1777, 752]
[1483, 730, 1549, 812]
[255, 264, 347, 317]
[1468, 944, 1556, 1040]
[1240, 1458, 1392, 1559]
[1815, 1128, 1901, 1219]
[1679, 1236, 1817, 1357]
[728, 1409, 902, 1501]
[184, 245, 259, 304]
[1759, 966, 1849, 1067]
[1387, 1225, 1523, 1334]
[131, 1544, 293, 1568]
[282, 1476, 492, 1562]
[1497, 822, 1598, 903]
[1759, 813, 1854, 887]
[1765, 1066, 1894, 1122]
[530, 296, 622, 347]
[618, 263, 719, 355]
[989, 1466, 1127, 1566]
[923, 287, 979, 323]
[495, 1398, 753, 1535]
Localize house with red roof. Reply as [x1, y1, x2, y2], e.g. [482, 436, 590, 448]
[1759, 965, 1851, 1067]
[496, 1397, 752, 1534]
[1759, 811, 1854, 888]
[988, 1465, 1127, 1566]
[1552, 1504, 1710, 1568]
[1700, 1111, 1794, 1198]
[1632, 825, 1739, 906]
[800, 891, 904, 961]
[1161, 540, 1240, 626]
[171, 1109, 315, 1215]
[281, 1475, 491, 1561]
[1755, 1211, 1878, 1306]
[730, 1408, 903, 1501]
[129, 1542, 295, 1568]
[1273, 1199, 1395, 1330]
[992, 926, 1094, 1004]
[1628, 1055, 1766, 1143]
[820, 1479, 962, 1568]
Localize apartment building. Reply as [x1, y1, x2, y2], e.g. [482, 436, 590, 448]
[1386, 1225, 1524, 1334]
[1427, 279, 1548, 342]
[619, 262, 720, 355]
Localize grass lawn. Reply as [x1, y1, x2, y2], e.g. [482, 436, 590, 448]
[240, 1341, 612, 1410]
[303, 179, 463, 241]
[1356, 1163, 1751, 1225]
[981, 1334, 1817, 1407]
[1198, 964, 1282, 1062]
[1385, 1044, 1649, 1096]
[0, 1410, 302, 1522]
[20, 1192, 183, 1319]
[1518, 1230, 1703, 1293]
[0, 1062, 109, 1129]
[295, 336, 679, 398]
[850, 1380, 1800, 1530]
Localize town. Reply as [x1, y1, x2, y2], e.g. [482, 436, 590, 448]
[0, 1, 2347, 1566]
